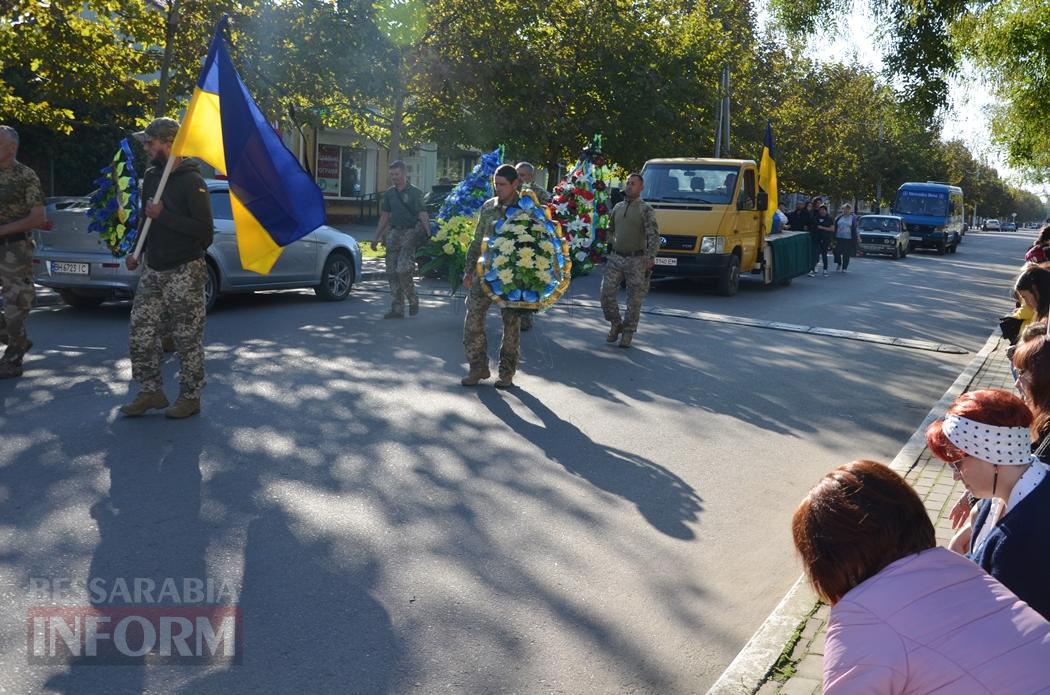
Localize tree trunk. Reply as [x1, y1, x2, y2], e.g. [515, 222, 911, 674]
[389, 85, 403, 162]
[545, 145, 561, 190]
[155, 0, 180, 117]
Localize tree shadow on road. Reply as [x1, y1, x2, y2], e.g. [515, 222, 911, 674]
[476, 387, 703, 540]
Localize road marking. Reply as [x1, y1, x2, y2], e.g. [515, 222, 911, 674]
[235, 281, 970, 355]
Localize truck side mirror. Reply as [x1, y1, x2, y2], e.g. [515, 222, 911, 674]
[757, 192, 768, 211]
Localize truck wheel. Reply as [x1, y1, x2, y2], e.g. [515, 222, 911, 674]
[936, 240, 947, 255]
[716, 255, 740, 296]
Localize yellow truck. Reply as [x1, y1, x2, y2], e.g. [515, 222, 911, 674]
[639, 158, 811, 295]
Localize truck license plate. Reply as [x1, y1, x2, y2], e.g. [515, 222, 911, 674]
[51, 262, 89, 275]
[654, 257, 677, 266]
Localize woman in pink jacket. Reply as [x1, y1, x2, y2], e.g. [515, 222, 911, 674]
[793, 460, 1050, 694]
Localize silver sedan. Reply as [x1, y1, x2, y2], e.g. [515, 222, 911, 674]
[32, 180, 361, 312]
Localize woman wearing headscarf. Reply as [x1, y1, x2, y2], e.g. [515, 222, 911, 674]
[793, 459, 1050, 694]
[927, 389, 1050, 619]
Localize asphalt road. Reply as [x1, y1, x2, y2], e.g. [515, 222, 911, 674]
[0, 229, 1032, 693]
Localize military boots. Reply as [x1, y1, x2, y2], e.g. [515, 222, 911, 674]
[460, 364, 491, 386]
[606, 323, 623, 343]
[165, 395, 201, 419]
[120, 391, 169, 416]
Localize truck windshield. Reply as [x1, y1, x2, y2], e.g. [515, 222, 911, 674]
[895, 191, 948, 217]
[640, 164, 740, 204]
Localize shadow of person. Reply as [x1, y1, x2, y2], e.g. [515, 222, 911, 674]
[45, 419, 209, 694]
[186, 506, 405, 694]
[477, 388, 703, 540]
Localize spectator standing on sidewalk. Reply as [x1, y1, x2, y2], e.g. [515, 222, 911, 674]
[515, 161, 549, 333]
[832, 203, 859, 272]
[461, 164, 522, 389]
[600, 172, 659, 349]
[794, 459, 1050, 694]
[1025, 224, 1050, 264]
[375, 160, 428, 319]
[1013, 263, 1050, 324]
[120, 118, 213, 419]
[811, 204, 835, 277]
[926, 389, 1050, 620]
[0, 125, 46, 379]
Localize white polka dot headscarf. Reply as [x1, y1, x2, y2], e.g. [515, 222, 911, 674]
[941, 414, 1033, 466]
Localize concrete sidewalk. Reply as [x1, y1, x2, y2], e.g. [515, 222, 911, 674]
[707, 332, 1012, 695]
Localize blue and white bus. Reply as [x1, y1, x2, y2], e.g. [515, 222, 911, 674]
[892, 182, 965, 255]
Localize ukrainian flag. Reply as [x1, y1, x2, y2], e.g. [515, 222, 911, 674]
[757, 121, 778, 235]
[172, 18, 326, 274]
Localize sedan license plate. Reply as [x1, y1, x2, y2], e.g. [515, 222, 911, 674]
[51, 262, 89, 275]
[654, 257, 677, 266]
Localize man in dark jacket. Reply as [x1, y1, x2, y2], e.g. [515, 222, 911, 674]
[786, 200, 810, 231]
[120, 117, 213, 418]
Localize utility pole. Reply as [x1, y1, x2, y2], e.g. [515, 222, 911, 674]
[874, 118, 884, 212]
[714, 66, 730, 157]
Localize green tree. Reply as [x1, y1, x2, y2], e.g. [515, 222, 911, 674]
[414, 0, 732, 177]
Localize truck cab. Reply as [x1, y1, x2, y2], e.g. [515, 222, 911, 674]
[641, 158, 808, 294]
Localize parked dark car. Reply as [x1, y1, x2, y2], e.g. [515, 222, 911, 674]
[424, 183, 455, 216]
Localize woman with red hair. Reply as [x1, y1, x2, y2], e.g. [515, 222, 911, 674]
[793, 460, 1050, 693]
[927, 389, 1050, 619]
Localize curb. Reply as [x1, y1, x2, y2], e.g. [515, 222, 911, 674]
[705, 330, 1002, 695]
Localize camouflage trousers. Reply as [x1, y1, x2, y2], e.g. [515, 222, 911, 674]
[600, 253, 651, 332]
[0, 238, 35, 359]
[463, 279, 521, 376]
[386, 226, 421, 314]
[129, 258, 207, 398]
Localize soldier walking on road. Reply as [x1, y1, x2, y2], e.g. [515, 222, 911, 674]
[600, 172, 659, 348]
[375, 160, 429, 319]
[515, 161, 549, 333]
[0, 125, 46, 379]
[461, 164, 522, 389]
[120, 118, 213, 418]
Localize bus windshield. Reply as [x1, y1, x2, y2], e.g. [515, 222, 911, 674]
[895, 191, 948, 217]
[640, 164, 740, 204]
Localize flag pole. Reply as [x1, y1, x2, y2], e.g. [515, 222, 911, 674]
[130, 153, 178, 260]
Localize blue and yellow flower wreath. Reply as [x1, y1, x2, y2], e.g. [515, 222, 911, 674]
[86, 138, 140, 257]
[477, 190, 572, 312]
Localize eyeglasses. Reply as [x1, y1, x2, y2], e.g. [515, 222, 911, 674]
[946, 458, 965, 474]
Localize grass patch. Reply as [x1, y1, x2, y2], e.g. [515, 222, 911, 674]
[766, 602, 823, 684]
[360, 241, 385, 259]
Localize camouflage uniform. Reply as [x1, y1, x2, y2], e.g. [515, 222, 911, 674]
[464, 197, 521, 378]
[380, 184, 425, 316]
[518, 182, 550, 332]
[600, 198, 660, 333]
[521, 182, 551, 205]
[0, 161, 44, 366]
[127, 158, 212, 403]
[385, 226, 422, 314]
[129, 258, 207, 398]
